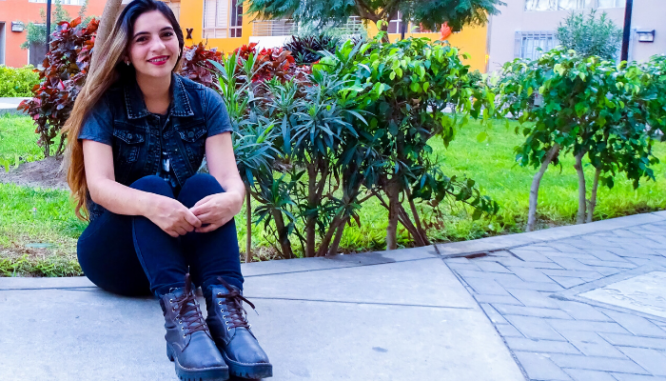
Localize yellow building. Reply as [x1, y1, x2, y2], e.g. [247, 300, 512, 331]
[169, 0, 488, 72]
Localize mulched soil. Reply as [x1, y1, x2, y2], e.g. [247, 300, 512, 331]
[0, 157, 68, 190]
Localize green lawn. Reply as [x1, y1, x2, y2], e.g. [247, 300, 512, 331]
[1, 114, 665, 275]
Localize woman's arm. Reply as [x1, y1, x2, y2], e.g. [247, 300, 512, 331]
[83, 140, 201, 237]
[190, 132, 245, 233]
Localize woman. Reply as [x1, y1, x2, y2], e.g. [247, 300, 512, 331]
[62, 1, 271, 380]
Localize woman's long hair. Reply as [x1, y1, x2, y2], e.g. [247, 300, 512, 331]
[63, 0, 184, 220]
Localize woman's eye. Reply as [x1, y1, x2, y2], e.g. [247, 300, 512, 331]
[163, 32, 174, 37]
[136, 37, 147, 43]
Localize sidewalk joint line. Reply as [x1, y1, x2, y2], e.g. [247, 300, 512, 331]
[244, 296, 474, 310]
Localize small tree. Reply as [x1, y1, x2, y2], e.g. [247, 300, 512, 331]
[318, 35, 498, 250]
[21, 0, 93, 50]
[555, 10, 622, 61]
[496, 47, 662, 230]
[243, 0, 504, 42]
[18, 17, 99, 157]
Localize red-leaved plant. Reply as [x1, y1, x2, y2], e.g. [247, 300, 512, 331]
[179, 42, 224, 88]
[18, 16, 99, 157]
[233, 43, 298, 82]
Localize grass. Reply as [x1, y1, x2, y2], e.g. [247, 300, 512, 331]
[1, 114, 665, 274]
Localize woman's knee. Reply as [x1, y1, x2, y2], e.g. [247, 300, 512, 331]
[130, 175, 174, 197]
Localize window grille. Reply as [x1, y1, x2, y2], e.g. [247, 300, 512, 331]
[525, 0, 624, 11]
[515, 31, 558, 60]
[388, 11, 403, 34]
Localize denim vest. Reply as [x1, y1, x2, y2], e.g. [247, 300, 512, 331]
[79, 73, 232, 220]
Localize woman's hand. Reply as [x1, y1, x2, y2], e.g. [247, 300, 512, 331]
[146, 195, 203, 237]
[190, 191, 243, 233]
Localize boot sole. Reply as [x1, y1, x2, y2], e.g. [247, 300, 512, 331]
[167, 343, 230, 381]
[222, 351, 273, 379]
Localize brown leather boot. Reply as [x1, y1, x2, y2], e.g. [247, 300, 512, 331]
[160, 274, 229, 381]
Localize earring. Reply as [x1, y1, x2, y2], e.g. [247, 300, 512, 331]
[125, 61, 130, 66]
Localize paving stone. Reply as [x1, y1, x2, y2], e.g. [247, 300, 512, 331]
[587, 250, 630, 262]
[446, 263, 483, 273]
[504, 315, 566, 341]
[461, 277, 511, 296]
[612, 374, 666, 381]
[542, 269, 603, 279]
[555, 330, 627, 358]
[549, 276, 589, 288]
[618, 347, 666, 376]
[504, 337, 580, 354]
[496, 278, 564, 292]
[554, 301, 613, 321]
[513, 351, 573, 381]
[495, 323, 524, 337]
[473, 293, 523, 306]
[547, 257, 599, 271]
[549, 354, 649, 374]
[493, 304, 572, 319]
[503, 260, 565, 270]
[475, 261, 512, 273]
[508, 267, 556, 283]
[563, 369, 618, 381]
[508, 249, 554, 263]
[480, 303, 507, 324]
[600, 333, 666, 350]
[547, 320, 630, 334]
[601, 310, 666, 338]
[508, 289, 559, 308]
[456, 269, 522, 282]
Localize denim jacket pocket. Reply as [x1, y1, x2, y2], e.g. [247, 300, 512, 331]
[177, 124, 207, 168]
[113, 128, 146, 163]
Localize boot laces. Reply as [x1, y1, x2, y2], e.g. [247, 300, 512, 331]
[215, 277, 256, 330]
[171, 274, 208, 336]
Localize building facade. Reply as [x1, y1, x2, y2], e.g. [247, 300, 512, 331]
[487, 0, 666, 72]
[0, 0, 107, 67]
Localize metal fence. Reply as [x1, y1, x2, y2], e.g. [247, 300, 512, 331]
[252, 17, 364, 37]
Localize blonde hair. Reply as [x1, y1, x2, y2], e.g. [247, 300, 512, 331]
[62, 0, 184, 220]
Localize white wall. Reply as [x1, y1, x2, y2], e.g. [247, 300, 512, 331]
[487, 0, 665, 73]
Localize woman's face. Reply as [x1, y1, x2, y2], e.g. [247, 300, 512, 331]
[127, 10, 180, 80]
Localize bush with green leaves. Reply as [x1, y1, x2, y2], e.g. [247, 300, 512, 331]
[207, 34, 498, 258]
[0, 65, 40, 97]
[495, 47, 665, 231]
[555, 10, 622, 61]
[315, 34, 498, 249]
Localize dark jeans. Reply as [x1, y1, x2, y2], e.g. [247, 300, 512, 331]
[77, 174, 243, 297]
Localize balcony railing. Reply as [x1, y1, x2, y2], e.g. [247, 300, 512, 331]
[252, 17, 364, 37]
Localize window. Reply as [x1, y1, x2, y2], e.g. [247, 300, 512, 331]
[525, 0, 623, 11]
[28, 0, 84, 4]
[387, 11, 403, 34]
[203, 0, 243, 39]
[515, 31, 558, 60]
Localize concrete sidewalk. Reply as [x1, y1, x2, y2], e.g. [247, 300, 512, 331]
[0, 97, 30, 116]
[1, 211, 666, 380]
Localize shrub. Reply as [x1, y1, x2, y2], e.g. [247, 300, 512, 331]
[284, 34, 340, 65]
[0, 65, 40, 97]
[495, 48, 664, 230]
[556, 10, 622, 61]
[18, 16, 99, 157]
[179, 42, 224, 88]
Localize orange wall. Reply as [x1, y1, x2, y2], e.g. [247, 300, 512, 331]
[177, 0, 489, 73]
[365, 23, 489, 73]
[178, 0, 253, 54]
[0, 0, 107, 68]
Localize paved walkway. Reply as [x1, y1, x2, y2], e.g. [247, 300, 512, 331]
[0, 97, 30, 116]
[1, 211, 665, 380]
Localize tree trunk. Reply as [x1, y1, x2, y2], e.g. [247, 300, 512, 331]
[327, 217, 349, 256]
[305, 163, 317, 257]
[315, 215, 343, 257]
[397, 205, 428, 247]
[385, 181, 400, 250]
[587, 166, 601, 223]
[90, 0, 123, 72]
[526, 145, 559, 232]
[574, 151, 587, 225]
[405, 186, 429, 245]
[245, 187, 251, 263]
[271, 209, 294, 259]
